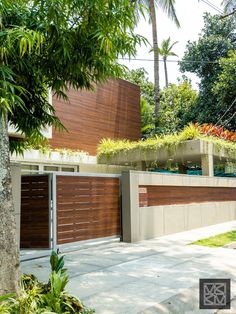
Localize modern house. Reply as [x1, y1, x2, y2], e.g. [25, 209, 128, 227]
[10, 78, 141, 250]
[10, 78, 236, 177]
[8, 78, 236, 253]
[10, 78, 141, 174]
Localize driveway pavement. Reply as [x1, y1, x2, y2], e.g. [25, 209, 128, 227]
[21, 221, 236, 314]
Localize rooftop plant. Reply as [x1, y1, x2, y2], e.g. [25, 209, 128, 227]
[97, 124, 236, 162]
[10, 139, 89, 158]
[198, 123, 236, 142]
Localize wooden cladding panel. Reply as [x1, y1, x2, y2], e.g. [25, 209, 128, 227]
[139, 185, 236, 207]
[49, 79, 140, 155]
[20, 175, 49, 248]
[56, 176, 120, 244]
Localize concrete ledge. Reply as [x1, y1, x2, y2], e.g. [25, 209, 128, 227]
[136, 171, 236, 187]
[11, 149, 95, 164]
[99, 139, 236, 165]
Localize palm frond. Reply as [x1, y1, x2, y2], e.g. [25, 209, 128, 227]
[155, 0, 180, 27]
[169, 40, 178, 51]
[168, 51, 178, 57]
[221, 0, 236, 13]
[158, 37, 178, 57]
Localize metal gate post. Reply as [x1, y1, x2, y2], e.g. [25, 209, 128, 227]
[49, 173, 57, 251]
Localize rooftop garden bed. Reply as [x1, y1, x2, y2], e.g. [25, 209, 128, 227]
[97, 124, 236, 164]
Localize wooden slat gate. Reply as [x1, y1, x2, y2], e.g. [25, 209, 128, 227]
[20, 173, 121, 249]
[55, 175, 121, 246]
[21, 175, 51, 249]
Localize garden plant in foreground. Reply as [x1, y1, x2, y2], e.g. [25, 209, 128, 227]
[0, 251, 94, 314]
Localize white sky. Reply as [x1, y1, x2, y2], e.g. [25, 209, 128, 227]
[119, 0, 224, 88]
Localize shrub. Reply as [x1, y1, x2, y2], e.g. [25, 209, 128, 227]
[197, 123, 236, 142]
[0, 252, 94, 314]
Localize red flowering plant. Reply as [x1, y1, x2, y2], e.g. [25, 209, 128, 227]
[195, 123, 236, 142]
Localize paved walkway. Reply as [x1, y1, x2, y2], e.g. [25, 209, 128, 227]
[21, 221, 236, 314]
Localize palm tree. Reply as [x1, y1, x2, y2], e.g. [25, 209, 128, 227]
[133, 0, 180, 126]
[158, 37, 178, 87]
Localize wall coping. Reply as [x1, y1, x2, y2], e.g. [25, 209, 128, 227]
[124, 170, 236, 188]
[11, 149, 97, 165]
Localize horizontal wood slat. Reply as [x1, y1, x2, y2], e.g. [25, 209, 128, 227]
[49, 79, 141, 155]
[20, 175, 50, 249]
[56, 176, 121, 244]
[139, 185, 236, 207]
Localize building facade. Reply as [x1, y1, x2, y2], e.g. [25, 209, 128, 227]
[11, 78, 141, 174]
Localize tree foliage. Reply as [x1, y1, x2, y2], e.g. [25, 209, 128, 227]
[213, 51, 236, 130]
[140, 97, 155, 137]
[122, 69, 198, 136]
[179, 13, 236, 130]
[122, 68, 155, 105]
[0, 0, 145, 294]
[0, 0, 144, 151]
[133, 0, 179, 123]
[158, 79, 198, 134]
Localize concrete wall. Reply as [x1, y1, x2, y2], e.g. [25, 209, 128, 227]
[10, 163, 21, 247]
[122, 171, 236, 242]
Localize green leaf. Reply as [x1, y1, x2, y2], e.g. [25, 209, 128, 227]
[0, 293, 15, 302]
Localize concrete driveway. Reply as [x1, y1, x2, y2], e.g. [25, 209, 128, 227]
[21, 221, 236, 314]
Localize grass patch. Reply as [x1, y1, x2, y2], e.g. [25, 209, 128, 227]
[192, 231, 236, 247]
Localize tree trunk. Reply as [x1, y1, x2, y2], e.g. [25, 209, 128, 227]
[149, 0, 160, 128]
[0, 113, 19, 295]
[164, 57, 168, 87]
